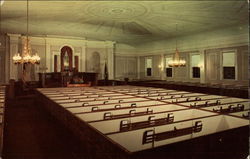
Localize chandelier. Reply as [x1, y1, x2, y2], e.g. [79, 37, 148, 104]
[168, 24, 186, 67]
[0, 0, 4, 6]
[12, 0, 40, 65]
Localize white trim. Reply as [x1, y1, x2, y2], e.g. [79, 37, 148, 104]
[59, 45, 75, 53]
[164, 55, 174, 78]
[51, 51, 60, 72]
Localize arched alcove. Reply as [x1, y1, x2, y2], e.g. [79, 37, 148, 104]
[61, 46, 73, 71]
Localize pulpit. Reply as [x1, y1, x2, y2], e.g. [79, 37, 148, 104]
[39, 72, 98, 88]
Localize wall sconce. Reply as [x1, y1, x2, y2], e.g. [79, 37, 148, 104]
[198, 63, 204, 69]
[158, 63, 164, 71]
[0, 0, 4, 6]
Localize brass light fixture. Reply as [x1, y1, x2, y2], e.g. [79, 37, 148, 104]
[0, 0, 4, 6]
[12, 0, 40, 65]
[168, 23, 186, 67]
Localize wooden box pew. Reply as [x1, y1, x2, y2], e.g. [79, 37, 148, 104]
[76, 104, 187, 122]
[161, 95, 212, 103]
[142, 121, 203, 144]
[98, 95, 135, 99]
[112, 88, 164, 92]
[229, 110, 250, 119]
[159, 93, 204, 99]
[48, 93, 125, 100]
[181, 98, 248, 108]
[43, 94, 67, 97]
[98, 93, 128, 97]
[37, 87, 95, 93]
[143, 92, 188, 98]
[124, 89, 180, 95]
[0, 86, 6, 156]
[36, 91, 94, 143]
[61, 100, 166, 111]
[38, 89, 108, 95]
[54, 96, 149, 105]
[57, 92, 97, 96]
[125, 90, 175, 95]
[66, 101, 181, 114]
[66, 102, 165, 114]
[202, 101, 249, 112]
[37, 89, 88, 93]
[49, 95, 88, 100]
[128, 89, 176, 94]
[212, 103, 249, 114]
[135, 91, 190, 97]
[147, 93, 205, 100]
[110, 86, 151, 90]
[44, 89, 111, 94]
[47, 93, 126, 101]
[107, 115, 248, 153]
[167, 96, 203, 103]
[55, 97, 151, 106]
[89, 109, 215, 134]
[99, 85, 138, 89]
[164, 95, 225, 104]
[49, 93, 131, 101]
[36, 86, 249, 156]
[203, 97, 248, 103]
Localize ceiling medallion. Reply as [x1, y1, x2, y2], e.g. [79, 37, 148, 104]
[85, 2, 148, 20]
[110, 9, 125, 14]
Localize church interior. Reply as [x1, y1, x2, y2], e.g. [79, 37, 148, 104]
[0, 0, 249, 159]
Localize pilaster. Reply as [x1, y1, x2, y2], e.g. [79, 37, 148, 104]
[8, 34, 20, 81]
[199, 49, 206, 83]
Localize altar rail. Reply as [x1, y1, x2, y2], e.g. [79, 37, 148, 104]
[39, 72, 98, 87]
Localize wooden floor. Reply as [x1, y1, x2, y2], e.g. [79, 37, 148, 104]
[2, 95, 249, 159]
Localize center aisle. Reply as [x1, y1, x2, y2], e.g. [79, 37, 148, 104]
[2, 96, 88, 159]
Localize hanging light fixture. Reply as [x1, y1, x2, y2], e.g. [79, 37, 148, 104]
[12, 0, 40, 65]
[0, 0, 4, 6]
[168, 23, 186, 67]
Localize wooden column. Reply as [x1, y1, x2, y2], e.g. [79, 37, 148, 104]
[54, 55, 57, 72]
[74, 56, 79, 72]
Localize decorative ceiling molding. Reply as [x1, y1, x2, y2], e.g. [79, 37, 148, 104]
[1, 1, 248, 45]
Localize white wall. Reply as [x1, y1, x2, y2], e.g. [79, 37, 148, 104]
[135, 24, 248, 85]
[5, 34, 115, 82]
[114, 43, 138, 80]
[3, 24, 248, 85]
[136, 25, 248, 54]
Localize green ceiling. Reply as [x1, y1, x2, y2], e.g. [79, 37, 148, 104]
[1, 1, 248, 45]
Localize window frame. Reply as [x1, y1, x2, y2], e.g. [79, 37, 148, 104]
[165, 55, 173, 78]
[190, 53, 201, 79]
[220, 50, 237, 80]
[145, 57, 153, 77]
